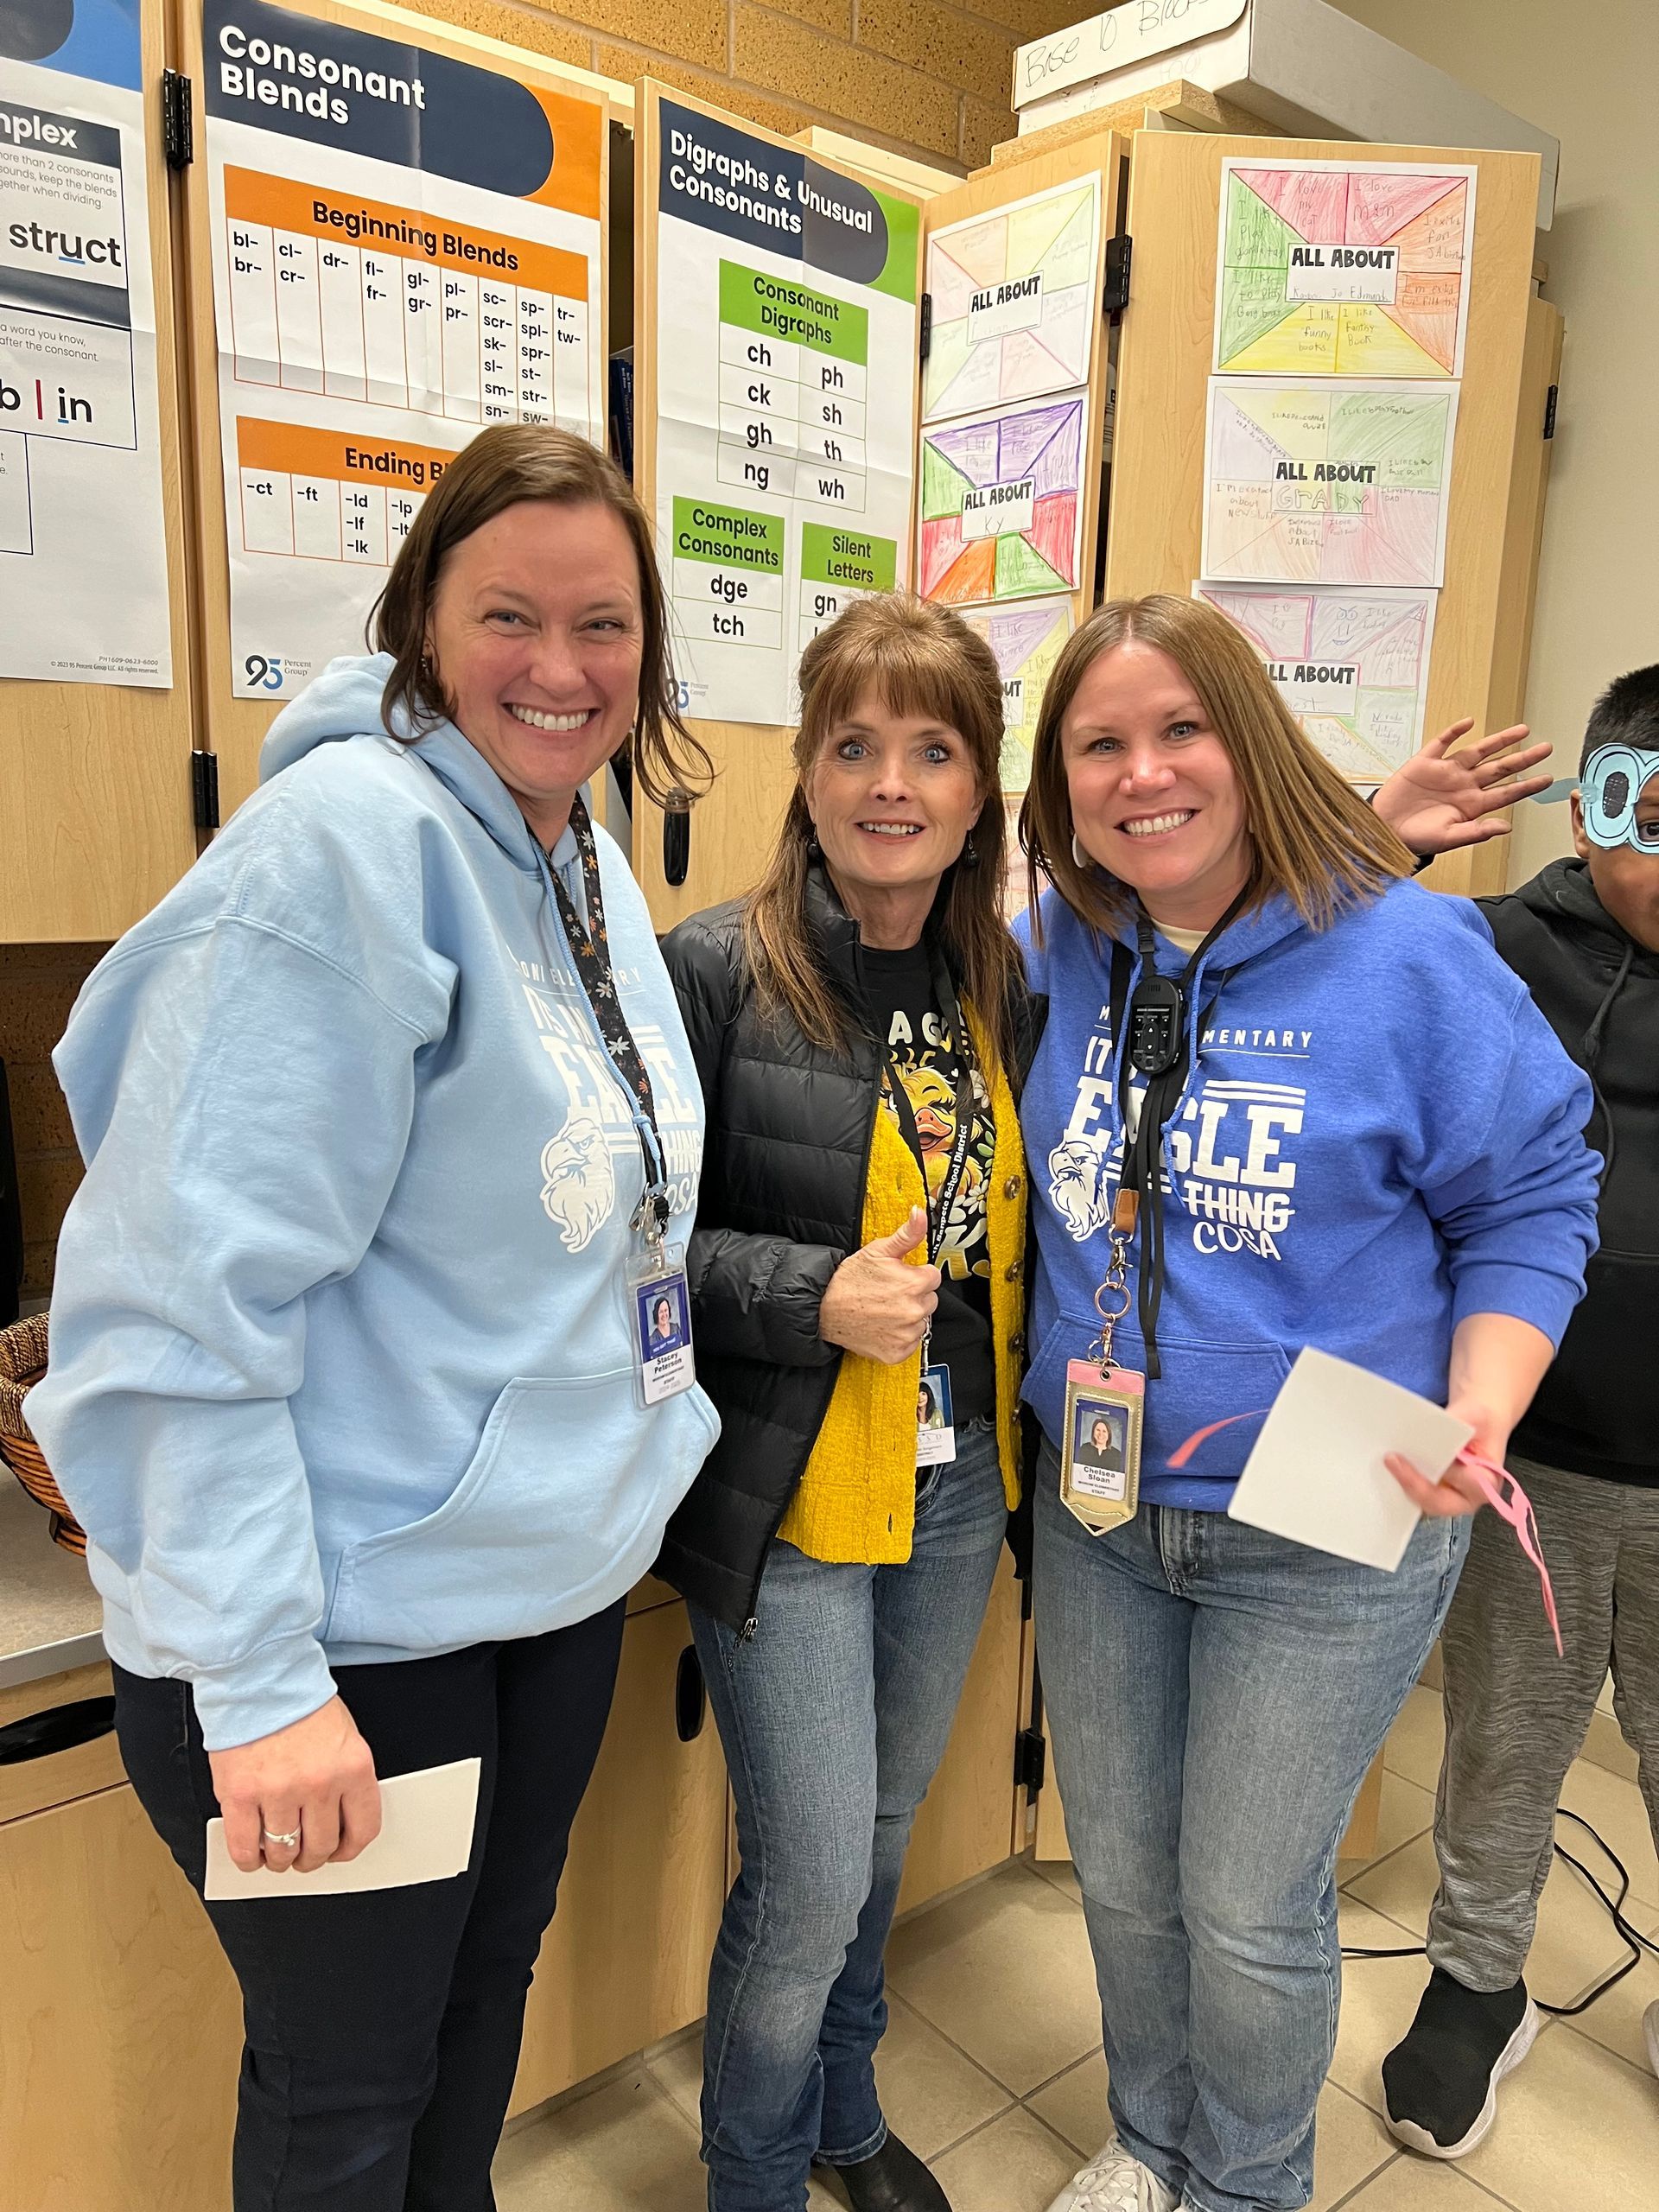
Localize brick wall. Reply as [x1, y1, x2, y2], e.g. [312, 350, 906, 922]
[400, 0, 1084, 168]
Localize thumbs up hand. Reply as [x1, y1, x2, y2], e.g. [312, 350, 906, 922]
[818, 1205, 942, 1365]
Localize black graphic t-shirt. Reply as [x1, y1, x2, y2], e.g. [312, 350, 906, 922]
[861, 944, 997, 1420]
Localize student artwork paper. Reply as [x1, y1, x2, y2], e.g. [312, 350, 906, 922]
[921, 175, 1101, 423]
[649, 98, 918, 728]
[960, 596, 1074, 793]
[919, 395, 1085, 607]
[1195, 582, 1437, 783]
[1227, 1347, 1472, 1573]
[204, 1758, 481, 1900]
[0, 4, 174, 685]
[1214, 160, 1477, 380]
[204, 0, 606, 703]
[1203, 379, 1457, 589]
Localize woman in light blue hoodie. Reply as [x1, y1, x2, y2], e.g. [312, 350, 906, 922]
[29, 427, 719, 2211]
[1012, 597, 1599, 2212]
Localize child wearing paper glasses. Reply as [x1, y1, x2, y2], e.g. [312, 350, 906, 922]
[1385, 668, 1659, 2158]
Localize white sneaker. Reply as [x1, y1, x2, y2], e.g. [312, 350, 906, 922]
[1644, 1999, 1659, 2080]
[1044, 2139, 1179, 2212]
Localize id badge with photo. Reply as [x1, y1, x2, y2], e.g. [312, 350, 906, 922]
[628, 1245, 696, 1408]
[915, 1361, 957, 1468]
[1059, 1358, 1144, 1533]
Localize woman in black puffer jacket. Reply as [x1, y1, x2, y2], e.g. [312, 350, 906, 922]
[657, 595, 1037, 2212]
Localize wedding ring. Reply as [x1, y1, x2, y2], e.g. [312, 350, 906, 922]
[261, 1826, 302, 1850]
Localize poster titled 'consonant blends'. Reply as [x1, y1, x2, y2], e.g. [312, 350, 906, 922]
[203, 0, 604, 700]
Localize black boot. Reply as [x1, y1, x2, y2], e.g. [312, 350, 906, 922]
[816, 2133, 952, 2211]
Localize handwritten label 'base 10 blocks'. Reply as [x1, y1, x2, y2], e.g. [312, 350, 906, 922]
[671, 495, 785, 649]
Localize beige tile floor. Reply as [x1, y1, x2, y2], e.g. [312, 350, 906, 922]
[496, 1681, 1658, 2211]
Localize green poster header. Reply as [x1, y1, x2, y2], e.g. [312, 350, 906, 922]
[672, 496, 785, 573]
[800, 524, 898, 591]
[720, 261, 869, 365]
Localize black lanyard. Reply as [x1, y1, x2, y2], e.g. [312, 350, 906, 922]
[540, 793, 670, 1243]
[875, 942, 980, 1278]
[1109, 891, 1248, 1377]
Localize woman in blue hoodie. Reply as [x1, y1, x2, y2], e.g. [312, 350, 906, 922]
[1013, 596, 1599, 2212]
[29, 426, 719, 2210]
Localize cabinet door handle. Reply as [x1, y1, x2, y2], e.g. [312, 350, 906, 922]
[674, 1644, 706, 1743]
[662, 789, 693, 889]
[0, 1694, 116, 1766]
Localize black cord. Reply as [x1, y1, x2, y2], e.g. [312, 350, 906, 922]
[1342, 1807, 1659, 2015]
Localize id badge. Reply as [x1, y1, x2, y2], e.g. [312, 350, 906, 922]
[1059, 1358, 1143, 1532]
[629, 1245, 696, 1408]
[916, 1362, 957, 1468]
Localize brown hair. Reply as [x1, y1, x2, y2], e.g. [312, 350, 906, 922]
[1020, 594, 1412, 939]
[743, 594, 1018, 1076]
[370, 423, 710, 809]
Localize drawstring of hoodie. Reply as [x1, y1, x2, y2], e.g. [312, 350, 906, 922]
[1580, 936, 1635, 1190]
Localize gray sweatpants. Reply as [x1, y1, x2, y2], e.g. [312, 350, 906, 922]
[1427, 1452, 1659, 1991]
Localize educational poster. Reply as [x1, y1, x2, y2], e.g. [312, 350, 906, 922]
[203, 0, 605, 701]
[1196, 582, 1437, 782]
[650, 96, 918, 727]
[0, 0, 172, 685]
[962, 597, 1073, 793]
[1203, 379, 1457, 588]
[919, 396, 1085, 606]
[921, 176, 1100, 423]
[1214, 160, 1476, 380]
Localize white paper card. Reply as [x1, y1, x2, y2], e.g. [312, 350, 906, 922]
[1227, 1348, 1472, 1572]
[205, 1758, 480, 1901]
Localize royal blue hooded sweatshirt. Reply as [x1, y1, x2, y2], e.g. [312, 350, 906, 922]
[1017, 878, 1599, 1510]
[30, 656, 718, 1749]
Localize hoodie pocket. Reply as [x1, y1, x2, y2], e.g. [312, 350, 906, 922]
[327, 1370, 719, 1649]
[1026, 1310, 1290, 1478]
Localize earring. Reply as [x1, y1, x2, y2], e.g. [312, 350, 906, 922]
[1071, 833, 1092, 871]
[805, 828, 822, 859]
[963, 831, 981, 870]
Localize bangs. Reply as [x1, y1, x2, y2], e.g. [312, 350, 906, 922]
[798, 624, 1002, 785]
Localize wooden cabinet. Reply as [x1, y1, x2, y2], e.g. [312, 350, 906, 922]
[507, 1599, 728, 2115]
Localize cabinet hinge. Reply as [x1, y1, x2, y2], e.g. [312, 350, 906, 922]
[162, 70, 194, 169]
[918, 290, 932, 365]
[1103, 232, 1132, 322]
[191, 749, 220, 832]
[1013, 1726, 1046, 1794]
[1542, 382, 1559, 440]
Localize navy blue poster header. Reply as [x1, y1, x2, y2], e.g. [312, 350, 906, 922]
[202, 0, 555, 200]
[658, 99, 917, 304]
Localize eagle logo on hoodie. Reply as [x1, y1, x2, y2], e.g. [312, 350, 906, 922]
[539, 1115, 616, 1252]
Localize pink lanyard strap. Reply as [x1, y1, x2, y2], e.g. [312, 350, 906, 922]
[1452, 1451, 1562, 1656]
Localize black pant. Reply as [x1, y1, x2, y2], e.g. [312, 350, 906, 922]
[114, 1605, 626, 2211]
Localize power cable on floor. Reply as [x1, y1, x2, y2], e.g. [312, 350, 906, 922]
[1342, 1807, 1659, 2014]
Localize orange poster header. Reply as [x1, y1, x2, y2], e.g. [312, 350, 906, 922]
[527, 86, 605, 222]
[237, 417, 456, 490]
[225, 168, 589, 302]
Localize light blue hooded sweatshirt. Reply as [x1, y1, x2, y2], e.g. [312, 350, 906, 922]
[30, 656, 719, 1750]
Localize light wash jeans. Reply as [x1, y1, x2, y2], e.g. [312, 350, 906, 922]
[689, 1419, 1008, 2212]
[1034, 1443, 1466, 2212]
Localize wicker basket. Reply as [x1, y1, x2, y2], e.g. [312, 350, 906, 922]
[0, 1313, 86, 1557]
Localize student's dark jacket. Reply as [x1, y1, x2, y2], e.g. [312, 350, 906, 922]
[655, 865, 1042, 1628]
[1482, 859, 1659, 1485]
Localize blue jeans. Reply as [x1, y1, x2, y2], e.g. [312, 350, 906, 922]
[1034, 1445, 1466, 2212]
[690, 1420, 1008, 2212]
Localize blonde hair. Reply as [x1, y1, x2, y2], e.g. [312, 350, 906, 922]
[1020, 594, 1412, 940]
[743, 594, 1017, 1075]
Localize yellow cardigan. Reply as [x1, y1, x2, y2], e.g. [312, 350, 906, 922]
[776, 1010, 1027, 1565]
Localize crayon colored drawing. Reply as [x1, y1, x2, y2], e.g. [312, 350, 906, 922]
[919, 397, 1084, 606]
[962, 596, 1074, 792]
[1196, 582, 1437, 780]
[1215, 160, 1476, 379]
[1203, 378, 1457, 588]
[922, 177, 1100, 423]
